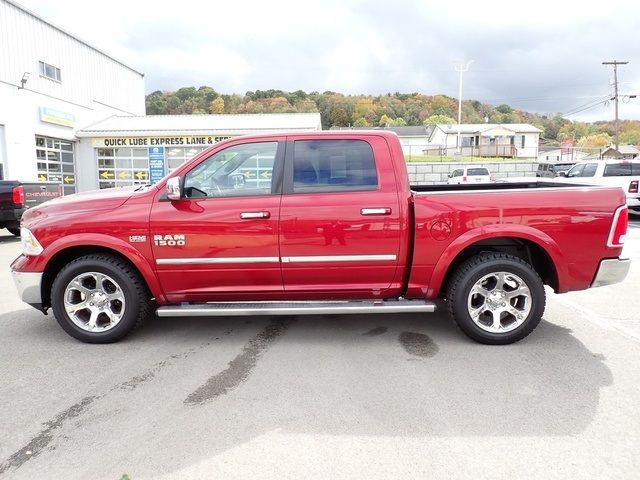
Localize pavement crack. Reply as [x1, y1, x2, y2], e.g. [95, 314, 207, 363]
[0, 395, 98, 475]
[184, 317, 294, 405]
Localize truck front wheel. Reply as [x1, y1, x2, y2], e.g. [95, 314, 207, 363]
[446, 252, 546, 345]
[51, 254, 152, 343]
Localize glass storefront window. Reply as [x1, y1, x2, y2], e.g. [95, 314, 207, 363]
[35, 135, 76, 195]
[96, 145, 208, 189]
[97, 147, 150, 189]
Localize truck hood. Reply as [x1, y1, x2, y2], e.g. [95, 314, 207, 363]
[21, 186, 139, 224]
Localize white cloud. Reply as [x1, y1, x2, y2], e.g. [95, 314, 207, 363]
[14, 0, 640, 120]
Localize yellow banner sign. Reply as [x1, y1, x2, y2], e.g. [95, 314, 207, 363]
[92, 136, 233, 148]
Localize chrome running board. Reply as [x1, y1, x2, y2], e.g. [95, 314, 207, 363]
[156, 299, 436, 317]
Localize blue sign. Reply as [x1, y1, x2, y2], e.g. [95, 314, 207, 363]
[148, 146, 165, 184]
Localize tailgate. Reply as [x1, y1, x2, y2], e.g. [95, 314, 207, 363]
[22, 183, 62, 208]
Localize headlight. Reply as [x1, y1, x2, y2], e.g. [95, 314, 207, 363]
[20, 227, 43, 256]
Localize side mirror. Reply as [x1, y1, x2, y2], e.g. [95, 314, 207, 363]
[167, 176, 182, 200]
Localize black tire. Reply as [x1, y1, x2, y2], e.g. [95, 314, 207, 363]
[7, 228, 20, 236]
[51, 254, 152, 343]
[446, 252, 545, 345]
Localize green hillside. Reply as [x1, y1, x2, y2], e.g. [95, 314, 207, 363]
[146, 87, 640, 146]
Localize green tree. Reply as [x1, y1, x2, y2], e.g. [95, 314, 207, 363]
[379, 114, 393, 127]
[353, 117, 369, 127]
[423, 114, 456, 125]
[495, 104, 513, 114]
[389, 117, 407, 126]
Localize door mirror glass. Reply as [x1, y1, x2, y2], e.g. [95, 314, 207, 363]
[167, 176, 182, 200]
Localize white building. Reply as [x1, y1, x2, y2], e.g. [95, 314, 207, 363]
[0, 0, 323, 193]
[0, 0, 145, 194]
[537, 148, 591, 163]
[74, 113, 322, 191]
[426, 123, 542, 159]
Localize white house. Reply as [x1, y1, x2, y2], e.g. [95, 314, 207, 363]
[537, 148, 591, 163]
[426, 124, 542, 160]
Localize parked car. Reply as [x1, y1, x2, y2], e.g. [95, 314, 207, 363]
[447, 167, 492, 184]
[11, 131, 629, 345]
[555, 159, 640, 213]
[0, 181, 61, 236]
[536, 161, 575, 178]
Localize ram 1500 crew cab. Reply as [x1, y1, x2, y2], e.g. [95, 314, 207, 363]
[11, 132, 630, 345]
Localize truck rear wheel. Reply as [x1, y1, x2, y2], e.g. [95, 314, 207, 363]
[7, 227, 20, 236]
[446, 252, 545, 345]
[51, 254, 152, 343]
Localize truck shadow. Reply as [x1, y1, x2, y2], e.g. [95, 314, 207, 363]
[0, 234, 20, 244]
[2, 309, 613, 477]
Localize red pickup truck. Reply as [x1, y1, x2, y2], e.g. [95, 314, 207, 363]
[11, 131, 630, 345]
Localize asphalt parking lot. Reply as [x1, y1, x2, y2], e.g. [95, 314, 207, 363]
[1, 223, 639, 480]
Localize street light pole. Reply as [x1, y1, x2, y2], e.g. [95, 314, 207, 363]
[454, 60, 473, 153]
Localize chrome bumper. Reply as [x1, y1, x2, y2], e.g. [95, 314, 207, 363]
[11, 271, 43, 304]
[591, 258, 630, 288]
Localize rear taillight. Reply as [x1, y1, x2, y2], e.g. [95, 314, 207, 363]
[12, 186, 24, 206]
[607, 206, 628, 248]
[629, 181, 638, 193]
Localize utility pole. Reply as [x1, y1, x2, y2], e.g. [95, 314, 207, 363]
[602, 60, 628, 152]
[454, 60, 473, 153]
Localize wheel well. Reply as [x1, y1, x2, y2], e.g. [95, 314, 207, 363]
[439, 237, 558, 297]
[41, 246, 145, 309]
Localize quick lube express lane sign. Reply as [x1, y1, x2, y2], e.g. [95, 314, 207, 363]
[91, 136, 232, 147]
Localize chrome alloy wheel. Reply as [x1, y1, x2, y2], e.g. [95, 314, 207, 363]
[467, 271, 532, 333]
[63, 272, 126, 332]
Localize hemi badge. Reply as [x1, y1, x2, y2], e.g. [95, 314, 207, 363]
[129, 235, 147, 243]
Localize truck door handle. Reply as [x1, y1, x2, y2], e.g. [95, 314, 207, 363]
[360, 208, 391, 216]
[240, 211, 270, 219]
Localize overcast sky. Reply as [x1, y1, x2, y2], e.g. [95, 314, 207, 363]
[17, 0, 640, 121]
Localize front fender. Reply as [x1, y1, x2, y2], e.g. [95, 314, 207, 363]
[426, 224, 567, 298]
[38, 233, 165, 303]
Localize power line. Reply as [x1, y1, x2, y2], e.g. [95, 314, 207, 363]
[563, 99, 609, 118]
[562, 95, 611, 117]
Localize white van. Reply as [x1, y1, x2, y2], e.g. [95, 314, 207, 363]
[447, 167, 492, 184]
[556, 159, 640, 213]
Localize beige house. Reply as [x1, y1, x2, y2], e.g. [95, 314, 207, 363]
[601, 145, 639, 160]
[425, 123, 542, 159]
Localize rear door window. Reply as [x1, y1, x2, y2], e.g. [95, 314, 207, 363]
[604, 163, 632, 176]
[581, 163, 598, 177]
[467, 168, 489, 176]
[292, 139, 378, 193]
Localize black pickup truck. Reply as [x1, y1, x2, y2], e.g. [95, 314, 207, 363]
[0, 181, 61, 236]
